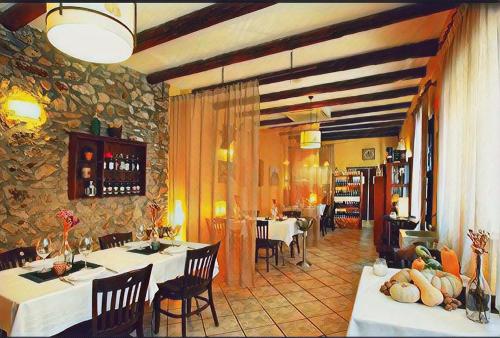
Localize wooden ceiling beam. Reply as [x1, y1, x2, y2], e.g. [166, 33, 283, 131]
[147, 3, 455, 83]
[322, 128, 400, 141]
[321, 112, 407, 127]
[0, 3, 45, 31]
[260, 67, 425, 103]
[320, 120, 404, 132]
[261, 87, 417, 115]
[135, 3, 275, 53]
[189, 39, 438, 90]
[260, 117, 293, 127]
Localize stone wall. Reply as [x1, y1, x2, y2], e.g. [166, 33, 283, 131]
[0, 25, 168, 251]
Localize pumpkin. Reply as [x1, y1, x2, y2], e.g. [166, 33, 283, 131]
[390, 268, 411, 283]
[389, 282, 420, 303]
[441, 246, 461, 278]
[421, 269, 463, 298]
[411, 257, 426, 271]
[410, 269, 443, 307]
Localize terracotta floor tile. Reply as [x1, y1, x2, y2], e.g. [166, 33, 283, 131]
[264, 274, 293, 285]
[295, 300, 333, 317]
[266, 305, 305, 324]
[224, 288, 254, 301]
[275, 281, 303, 294]
[320, 296, 354, 313]
[258, 294, 291, 309]
[203, 314, 241, 336]
[162, 318, 205, 337]
[202, 299, 233, 319]
[309, 313, 349, 335]
[329, 330, 348, 337]
[337, 309, 352, 321]
[250, 285, 280, 298]
[307, 269, 332, 278]
[331, 282, 358, 296]
[254, 276, 270, 287]
[278, 319, 323, 337]
[283, 271, 314, 281]
[209, 329, 245, 337]
[244, 324, 284, 337]
[236, 310, 274, 330]
[317, 275, 347, 286]
[229, 298, 263, 315]
[283, 290, 316, 305]
[295, 278, 326, 290]
[307, 286, 342, 300]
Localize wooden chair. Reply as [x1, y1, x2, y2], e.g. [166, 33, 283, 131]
[153, 243, 220, 337]
[98, 232, 132, 250]
[58, 264, 153, 337]
[256, 220, 280, 272]
[0, 246, 37, 271]
[206, 218, 227, 280]
[283, 211, 301, 258]
[320, 205, 331, 237]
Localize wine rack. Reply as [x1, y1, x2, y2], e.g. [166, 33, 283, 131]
[333, 171, 364, 229]
[68, 132, 147, 200]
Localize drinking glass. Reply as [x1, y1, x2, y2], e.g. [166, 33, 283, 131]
[373, 258, 388, 276]
[79, 236, 93, 270]
[36, 237, 52, 273]
[136, 224, 146, 242]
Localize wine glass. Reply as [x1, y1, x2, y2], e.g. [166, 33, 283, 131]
[78, 236, 93, 270]
[136, 224, 146, 242]
[36, 237, 52, 273]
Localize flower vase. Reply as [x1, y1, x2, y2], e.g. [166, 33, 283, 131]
[60, 231, 74, 269]
[466, 253, 491, 323]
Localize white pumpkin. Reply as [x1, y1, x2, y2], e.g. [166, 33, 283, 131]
[389, 282, 420, 303]
[421, 269, 463, 298]
[390, 268, 412, 283]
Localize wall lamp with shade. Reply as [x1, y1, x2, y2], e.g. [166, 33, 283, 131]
[308, 192, 318, 206]
[46, 3, 136, 64]
[214, 200, 227, 217]
[173, 200, 185, 227]
[1, 89, 46, 128]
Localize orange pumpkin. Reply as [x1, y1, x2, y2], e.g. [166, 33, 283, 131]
[411, 257, 426, 271]
[441, 246, 460, 278]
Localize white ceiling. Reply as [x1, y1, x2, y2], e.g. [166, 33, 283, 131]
[6, 2, 452, 132]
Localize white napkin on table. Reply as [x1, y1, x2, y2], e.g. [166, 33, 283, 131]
[162, 246, 187, 255]
[123, 241, 149, 249]
[66, 267, 106, 282]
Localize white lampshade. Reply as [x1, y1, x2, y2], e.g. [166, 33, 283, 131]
[300, 130, 321, 149]
[46, 3, 135, 64]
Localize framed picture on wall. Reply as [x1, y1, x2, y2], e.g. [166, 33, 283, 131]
[362, 148, 375, 161]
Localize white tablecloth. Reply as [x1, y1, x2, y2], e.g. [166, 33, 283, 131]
[256, 217, 302, 245]
[0, 240, 218, 337]
[347, 267, 500, 336]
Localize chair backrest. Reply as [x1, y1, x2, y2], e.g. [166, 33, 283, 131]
[182, 242, 220, 295]
[0, 247, 37, 271]
[91, 264, 152, 337]
[98, 232, 133, 250]
[256, 220, 269, 240]
[206, 218, 226, 234]
[283, 210, 301, 218]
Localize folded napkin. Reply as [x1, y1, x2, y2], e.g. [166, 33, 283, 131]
[123, 241, 148, 249]
[24, 260, 48, 269]
[67, 267, 106, 282]
[162, 246, 187, 255]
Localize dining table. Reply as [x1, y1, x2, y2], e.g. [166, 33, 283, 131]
[347, 266, 500, 336]
[0, 239, 218, 337]
[256, 217, 302, 245]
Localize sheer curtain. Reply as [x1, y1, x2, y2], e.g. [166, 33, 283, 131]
[410, 106, 422, 219]
[169, 81, 260, 287]
[437, 4, 500, 310]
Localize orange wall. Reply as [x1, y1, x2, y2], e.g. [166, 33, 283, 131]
[258, 129, 285, 214]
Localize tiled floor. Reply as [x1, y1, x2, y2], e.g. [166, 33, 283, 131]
[142, 227, 377, 337]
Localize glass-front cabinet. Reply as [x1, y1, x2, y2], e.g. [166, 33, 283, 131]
[385, 161, 411, 216]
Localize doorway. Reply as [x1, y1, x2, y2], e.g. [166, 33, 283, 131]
[347, 166, 377, 221]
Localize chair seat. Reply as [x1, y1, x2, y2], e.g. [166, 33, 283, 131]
[256, 238, 280, 249]
[158, 276, 209, 300]
[55, 314, 136, 337]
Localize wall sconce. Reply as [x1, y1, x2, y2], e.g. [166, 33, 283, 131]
[173, 200, 185, 226]
[215, 200, 227, 217]
[1, 89, 46, 128]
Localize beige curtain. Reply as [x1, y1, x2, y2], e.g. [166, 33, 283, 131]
[436, 4, 499, 311]
[169, 81, 260, 287]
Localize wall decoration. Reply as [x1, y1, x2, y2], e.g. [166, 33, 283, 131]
[362, 148, 376, 161]
[269, 166, 279, 186]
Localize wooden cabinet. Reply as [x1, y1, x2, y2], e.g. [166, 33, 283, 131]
[384, 161, 412, 215]
[68, 132, 147, 200]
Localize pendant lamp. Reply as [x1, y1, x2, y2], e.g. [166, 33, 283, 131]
[46, 3, 136, 64]
[300, 96, 321, 149]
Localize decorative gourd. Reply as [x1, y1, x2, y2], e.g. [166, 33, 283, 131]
[421, 269, 463, 298]
[389, 282, 420, 303]
[440, 246, 460, 278]
[411, 257, 426, 271]
[415, 245, 432, 259]
[410, 269, 443, 307]
[424, 258, 443, 271]
[390, 268, 411, 283]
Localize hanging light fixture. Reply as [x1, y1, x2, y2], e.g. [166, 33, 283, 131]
[46, 3, 136, 64]
[300, 96, 321, 149]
